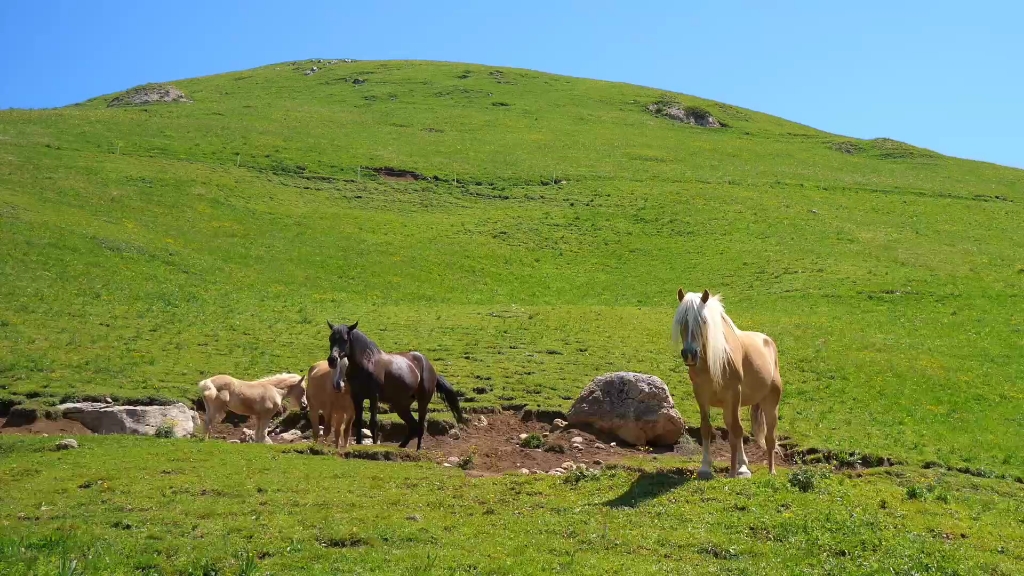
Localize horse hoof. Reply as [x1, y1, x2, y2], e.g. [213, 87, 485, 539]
[736, 467, 752, 479]
[697, 468, 714, 480]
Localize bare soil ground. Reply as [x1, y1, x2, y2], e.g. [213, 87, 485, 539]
[0, 410, 787, 476]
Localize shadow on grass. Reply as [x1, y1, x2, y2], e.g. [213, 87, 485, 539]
[604, 468, 696, 508]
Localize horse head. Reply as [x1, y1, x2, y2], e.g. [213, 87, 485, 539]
[326, 320, 358, 368]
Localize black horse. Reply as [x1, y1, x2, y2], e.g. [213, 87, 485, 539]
[326, 321, 465, 449]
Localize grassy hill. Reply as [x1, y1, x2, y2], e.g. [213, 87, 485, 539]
[2, 58, 1024, 574]
[2, 59, 1023, 474]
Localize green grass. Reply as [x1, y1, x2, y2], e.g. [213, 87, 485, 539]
[1, 59, 1023, 570]
[2, 435, 1023, 575]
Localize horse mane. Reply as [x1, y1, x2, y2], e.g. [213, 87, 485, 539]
[672, 292, 734, 386]
[252, 373, 302, 389]
[349, 329, 381, 368]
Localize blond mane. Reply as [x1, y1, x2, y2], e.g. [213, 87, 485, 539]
[672, 292, 734, 386]
[252, 372, 303, 389]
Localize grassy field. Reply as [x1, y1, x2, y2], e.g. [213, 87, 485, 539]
[1, 435, 1023, 575]
[1, 58, 1023, 572]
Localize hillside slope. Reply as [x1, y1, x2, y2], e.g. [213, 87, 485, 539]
[1, 60, 1022, 473]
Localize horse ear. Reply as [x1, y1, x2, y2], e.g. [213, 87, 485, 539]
[701, 289, 710, 304]
[327, 320, 336, 331]
[348, 320, 359, 332]
[677, 288, 685, 302]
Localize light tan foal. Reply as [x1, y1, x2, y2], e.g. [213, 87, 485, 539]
[305, 359, 355, 450]
[674, 289, 783, 479]
[198, 373, 306, 444]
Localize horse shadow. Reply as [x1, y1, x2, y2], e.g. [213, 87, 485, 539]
[604, 467, 696, 508]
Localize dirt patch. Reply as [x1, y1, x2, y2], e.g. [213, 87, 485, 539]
[373, 167, 425, 182]
[647, 100, 723, 128]
[108, 84, 192, 108]
[0, 416, 92, 436]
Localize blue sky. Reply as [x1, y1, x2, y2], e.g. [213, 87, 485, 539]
[2, 1, 1022, 168]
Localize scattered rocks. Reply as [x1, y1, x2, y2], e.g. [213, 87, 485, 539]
[447, 456, 461, 464]
[570, 436, 584, 443]
[361, 428, 372, 438]
[228, 439, 241, 444]
[359, 438, 373, 445]
[103, 397, 113, 404]
[567, 372, 685, 446]
[519, 468, 531, 475]
[406, 514, 422, 522]
[277, 429, 302, 442]
[58, 402, 199, 438]
[448, 428, 461, 440]
[548, 468, 565, 476]
[541, 432, 550, 439]
[107, 84, 192, 107]
[610, 442, 617, 448]
[531, 469, 544, 475]
[518, 433, 529, 441]
[594, 443, 607, 450]
[551, 419, 568, 431]
[55, 439, 78, 450]
[241, 429, 255, 443]
[473, 415, 488, 427]
[443, 463, 453, 467]
[572, 443, 584, 451]
[592, 459, 604, 466]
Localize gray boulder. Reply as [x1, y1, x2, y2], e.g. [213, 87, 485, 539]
[58, 402, 198, 437]
[567, 372, 684, 446]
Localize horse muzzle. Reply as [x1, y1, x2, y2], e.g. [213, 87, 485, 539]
[327, 354, 342, 369]
[681, 346, 699, 367]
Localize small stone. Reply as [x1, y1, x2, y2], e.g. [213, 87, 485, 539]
[278, 429, 302, 442]
[592, 459, 604, 466]
[406, 514, 422, 522]
[551, 419, 568, 430]
[55, 439, 78, 450]
[447, 429, 461, 440]
[572, 443, 584, 451]
[40, 433, 48, 438]
[241, 428, 255, 443]
[594, 443, 607, 450]
[562, 461, 575, 470]
[443, 463, 453, 467]
[361, 428, 372, 438]
[531, 469, 543, 475]
[541, 432, 550, 439]
[549, 468, 565, 476]
[473, 415, 488, 427]
[228, 439, 240, 444]
[519, 468, 530, 475]
[518, 433, 529, 441]
[360, 438, 373, 445]
[610, 442, 617, 448]
[447, 456, 461, 464]
[103, 397, 113, 404]
[570, 436, 584, 443]
[17, 512, 26, 520]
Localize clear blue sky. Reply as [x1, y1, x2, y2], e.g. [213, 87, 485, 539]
[2, 1, 1022, 168]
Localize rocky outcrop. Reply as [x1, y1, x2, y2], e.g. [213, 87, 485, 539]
[57, 402, 199, 437]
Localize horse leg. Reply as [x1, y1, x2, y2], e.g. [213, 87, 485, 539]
[415, 396, 429, 451]
[352, 393, 365, 445]
[393, 406, 416, 448]
[726, 390, 750, 479]
[255, 415, 271, 444]
[369, 392, 380, 445]
[332, 410, 342, 450]
[764, 390, 781, 475]
[203, 405, 221, 440]
[697, 404, 714, 480]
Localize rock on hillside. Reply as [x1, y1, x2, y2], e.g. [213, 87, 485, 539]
[107, 84, 192, 107]
[647, 101, 722, 127]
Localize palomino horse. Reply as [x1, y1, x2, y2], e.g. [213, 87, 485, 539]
[326, 321, 466, 449]
[198, 373, 306, 444]
[305, 359, 356, 450]
[672, 289, 783, 479]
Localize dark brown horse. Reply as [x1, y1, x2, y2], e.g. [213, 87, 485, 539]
[326, 321, 465, 449]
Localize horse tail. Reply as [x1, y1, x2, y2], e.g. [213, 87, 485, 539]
[435, 374, 466, 425]
[750, 403, 767, 449]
